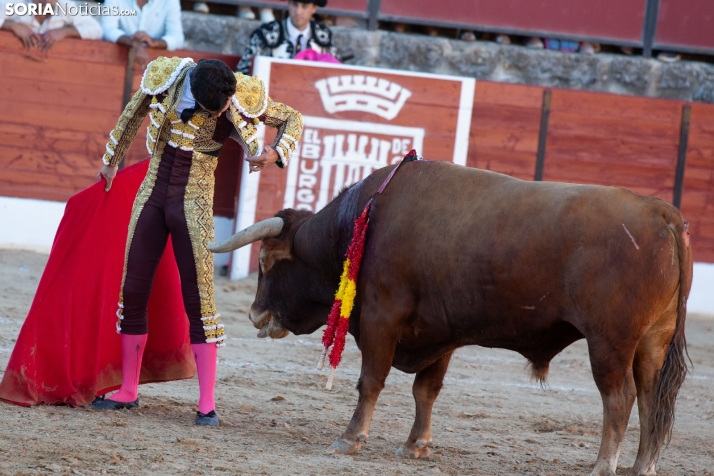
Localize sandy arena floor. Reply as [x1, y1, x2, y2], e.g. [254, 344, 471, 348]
[0, 249, 712, 475]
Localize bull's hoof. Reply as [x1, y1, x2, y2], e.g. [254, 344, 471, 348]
[328, 436, 364, 455]
[589, 469, 617, 476]
[395, 439, 432, 459]
[627, 469, 656, 476]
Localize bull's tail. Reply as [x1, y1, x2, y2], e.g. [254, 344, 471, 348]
[648, 218, 693, 459]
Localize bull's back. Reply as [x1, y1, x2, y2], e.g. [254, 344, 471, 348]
[360, 161, 684, 358]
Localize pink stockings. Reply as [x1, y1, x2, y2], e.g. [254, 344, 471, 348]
[109, 333, 147, 402]
[110, 335, 217, 413]
[192, 343, 217, 414]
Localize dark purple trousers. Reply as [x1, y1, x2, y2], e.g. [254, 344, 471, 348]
[120, 146, 207, 344]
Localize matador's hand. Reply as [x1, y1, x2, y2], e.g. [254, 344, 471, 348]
[97, 164, 119, 192]
[246, 145, 279, 173]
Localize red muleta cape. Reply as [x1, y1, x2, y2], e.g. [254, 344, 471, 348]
[0, 160, 195, 407]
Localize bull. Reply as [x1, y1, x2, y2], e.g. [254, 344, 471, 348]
[210, 160, 691, 476]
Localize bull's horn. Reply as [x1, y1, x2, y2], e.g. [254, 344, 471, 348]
[207, 217, 284, 253]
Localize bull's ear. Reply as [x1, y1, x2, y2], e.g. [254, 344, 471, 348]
[259, 237, 292, 273]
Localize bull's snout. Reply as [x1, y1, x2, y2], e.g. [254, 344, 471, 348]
[249, 306, 290, 339]
[249, 307, 271, 329]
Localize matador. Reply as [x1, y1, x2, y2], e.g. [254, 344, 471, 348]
[91, 56, 303, 426]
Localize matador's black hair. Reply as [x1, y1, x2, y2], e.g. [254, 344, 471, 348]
[190, 59, 236, 113]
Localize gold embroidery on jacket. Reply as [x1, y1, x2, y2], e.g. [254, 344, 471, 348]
[104, 56, 195, 167]
[147, 95, 173, 153]
[240, 123, 259, 154]
[263, 99, 303, 167]
[227, 107, 258, 156]
[226, 74, 303, 165]
[233, 73, 267, 117]
[192, 113, 222, 153]
[183, 151, 224, 344]
[201, 315, 225, 344]
[162, 109, 220, 152]
[141, 56, 195, 95]
[103, 89, 151, 166]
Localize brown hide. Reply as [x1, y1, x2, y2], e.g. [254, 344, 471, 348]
[251, 160, 692, 473]
[296, 161, 686, 373]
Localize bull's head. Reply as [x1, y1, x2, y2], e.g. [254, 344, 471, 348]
[208, 210, 334, 339]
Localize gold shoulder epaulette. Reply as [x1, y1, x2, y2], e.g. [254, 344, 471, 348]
[141, 56, 195, 95]
[232, 73, 268, 118]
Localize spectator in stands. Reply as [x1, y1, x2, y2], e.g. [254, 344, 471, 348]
[393, 22, 408, 34]
[525, 37, 544, 49]
[545, 38, 579, 53]
[657, 51, 681, 63]
[579, 42, 600, 55]
[237, 0, 336, 75]
[102, 0, 184, 69]
[0, 0, 102, 51]
[544, 38, 600, 55]
[494, 34, 546, 49]
[238, 5, 276, 22]
[460, 30, 476, 41]
[494, 33, 510, 45]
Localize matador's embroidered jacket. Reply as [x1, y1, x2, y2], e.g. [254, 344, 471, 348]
[102, 56, 303, 347]
[103, 56, 302, 168]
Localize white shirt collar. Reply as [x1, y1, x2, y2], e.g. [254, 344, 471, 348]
[175, 71, 195, 115]
[285, 18, 310, 51]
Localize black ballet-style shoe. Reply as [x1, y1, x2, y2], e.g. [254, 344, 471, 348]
[91, 395, 139, 410]
[196, 410, 219, 427]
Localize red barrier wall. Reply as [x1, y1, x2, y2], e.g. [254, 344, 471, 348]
[681, 104, 714, 262]
[468, 82, 544, 180]
[0, 34, 126, 202]
[466, 81, 714, 261]
[543, 89, 683, 202]
[321, 0, 368, 16]
[655, 0, 714, 53]
[0, 33, 242, 217]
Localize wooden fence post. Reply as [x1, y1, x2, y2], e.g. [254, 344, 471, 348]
[673, 104, 691, 208]
[534, 89, 552, 181]
[118, 45, 136, 169]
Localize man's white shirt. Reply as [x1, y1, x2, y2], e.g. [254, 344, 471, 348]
[285, 19, 310, 53]
[102, 0, 184, 51]
[0, 0, 102, 39]
[175, 71, 194, 117]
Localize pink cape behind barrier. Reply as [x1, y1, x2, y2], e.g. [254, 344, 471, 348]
[294, 49, 341, 64]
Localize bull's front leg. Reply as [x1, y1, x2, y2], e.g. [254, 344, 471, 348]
[328, 313, 401, 455]
[396, 351, 453, 459]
